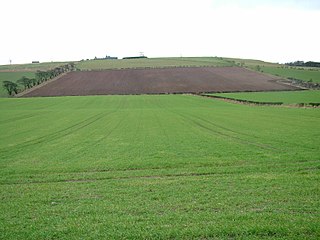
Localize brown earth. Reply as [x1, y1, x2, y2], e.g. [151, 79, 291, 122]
[22, 67, 299, 97]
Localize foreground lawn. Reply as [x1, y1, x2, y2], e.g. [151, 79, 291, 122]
[211, 90, 320, 104]
[0, 95, 319, 239]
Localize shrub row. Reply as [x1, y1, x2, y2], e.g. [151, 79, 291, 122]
[287, 78, 320, 89]
[203, 94, 283, 105]
[202, 94, 320, 107]
[2, 63, 75, 96]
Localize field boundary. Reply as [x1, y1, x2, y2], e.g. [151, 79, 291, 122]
[77, 65, 235, 71]
[15, 72, 69, 97]
[274, 79, 308, 90]
[197, 93, 320, 108]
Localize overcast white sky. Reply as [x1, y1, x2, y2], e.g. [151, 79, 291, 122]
[1, 0, 319, 65]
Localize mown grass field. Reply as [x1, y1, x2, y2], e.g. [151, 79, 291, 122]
[0, 95, 319, 239]
[0, 72, 35, 97]
[260, 66, 320, 83]
[211, 90, 320, 104]
[76, 57, 235, 70]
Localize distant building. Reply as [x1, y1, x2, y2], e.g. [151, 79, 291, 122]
[105, 55, 118, 60]
[32, 61, 40, 64]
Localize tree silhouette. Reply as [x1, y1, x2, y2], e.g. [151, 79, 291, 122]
[3, 81, 18, 95]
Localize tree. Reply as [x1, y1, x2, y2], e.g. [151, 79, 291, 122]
[35, 71, 48, 84]
[17, 76, 32, 89]
[68, 62, 75, 71]
[35, 71, 42, 84]
[30, 78, 37, 87]
[2, 81, 18, 96]
[32, 63, 74, 88]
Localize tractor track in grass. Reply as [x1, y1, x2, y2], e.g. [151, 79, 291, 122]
[0, 99, 75, 125]
[187, 112, 259, 139]
[51, 158, 320, 174]
[174, 111, 280, 151]
[152, 98, 172, 149]
[187, 97, 319, 151]
[71, 111, 127, 158]
[163, 106, 280, 151]
[1, 159, 319, 185]
[184, 112, 290, 150]
[76, 97, 129, 148]
[161, 106, 276, 151]
[0, 112, 46, 125]
[0, 171, 224, 185]
[0, 111, 113, 153]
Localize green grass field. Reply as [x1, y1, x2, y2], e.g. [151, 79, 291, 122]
[223, 57, 280, 67]
[76, 57, 235, 70]
[211, 90, 320, 104]
[222, 58, 320, 83]
[0, 62, 69, 72]
[260, 66, 320, 83]
[0, 95, 319, 239]
[0, 72, 35, 97]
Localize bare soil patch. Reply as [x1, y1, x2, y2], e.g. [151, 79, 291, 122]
[22, 67, 298, 97]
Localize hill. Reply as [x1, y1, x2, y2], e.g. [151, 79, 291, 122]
[1, 57, 319, 98]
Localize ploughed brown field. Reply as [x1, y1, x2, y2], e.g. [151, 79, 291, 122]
[23, 67, 298, 97]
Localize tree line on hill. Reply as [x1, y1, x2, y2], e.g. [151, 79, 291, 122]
[122, 56, 148, 59]
[285, 61, 320, 68]
[2, 63, 75, 96]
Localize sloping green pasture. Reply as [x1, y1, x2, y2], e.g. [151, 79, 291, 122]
[0, 95, 319, 239]
[222, 57, 320, 82]
[0, 62, 68, 72]
[260, 66, 320, 83]
[223, 57, 279, 67]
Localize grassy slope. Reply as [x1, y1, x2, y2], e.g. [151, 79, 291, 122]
[260, 66, 320, 83]
[211, 90, 320, 104]
[0, 62, 69, 72]
[223, 58, 320, 83]
[223, 57, 279, 67]
[76, 57, 235, 70]
[0, 72, 35, 97]
[0, 95, 319, 239]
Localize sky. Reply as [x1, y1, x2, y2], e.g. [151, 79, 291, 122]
[1, 0, 319, 65]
